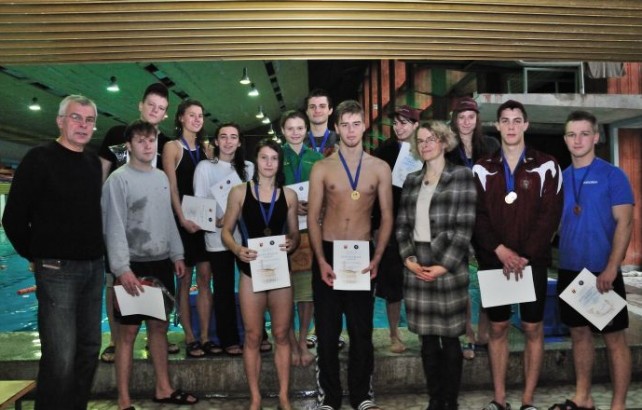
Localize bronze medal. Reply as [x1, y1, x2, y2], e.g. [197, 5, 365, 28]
[351, 190, 360, 200]
[264, 228, 272, 236]
[573, 205, 581, 215]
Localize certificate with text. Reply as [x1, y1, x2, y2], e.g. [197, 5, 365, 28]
[478, 266, 536, 308]
[333, 240, 370, 291]
[286, 181, 309, 230]
[559, 268, 627, 330]
[114, 285, 166, 321]
[248, 235, 291, 292]
[211, 171, 243, 211]
[392, 142, 424, 188]
[181, 195, 217, 232]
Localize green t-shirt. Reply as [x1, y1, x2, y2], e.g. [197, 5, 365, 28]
[282, 144, 323, 185]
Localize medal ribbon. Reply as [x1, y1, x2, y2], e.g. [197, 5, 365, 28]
[292, 146, 306, 183]
[308, 129, 331, 153]
[338, 150, 364, 193]
[254, 182, 277, 234]
[571, 160, 593, 209]
[180, 135, 201, 166]
[459, 146, 473, 169]
[501, 149, 525, 193]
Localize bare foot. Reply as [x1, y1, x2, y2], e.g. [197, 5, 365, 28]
[278, 394, 293, 410]
[291, 343, 302, 367]
[389, 336, 406, 353]
[300, 347, 316, 367]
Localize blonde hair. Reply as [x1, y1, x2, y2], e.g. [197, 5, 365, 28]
[410, 120, 458, 158]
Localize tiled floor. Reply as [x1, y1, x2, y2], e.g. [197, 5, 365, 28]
[13, 381, 642, 409]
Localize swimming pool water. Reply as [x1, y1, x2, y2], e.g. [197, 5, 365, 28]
[0, 227, 405, 333]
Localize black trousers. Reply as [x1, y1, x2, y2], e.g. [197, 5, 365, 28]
[420, 335, 463, 405]
[312, 241, 375, 409]
[208, 250, 240, 347]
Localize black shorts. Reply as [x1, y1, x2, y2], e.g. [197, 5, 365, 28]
[375, 240, 404, 303]
[486, 265, 549, 324]
[115, 259, 175, 326]
[557, 268, 628, 333]
[177, 220, 208, 266]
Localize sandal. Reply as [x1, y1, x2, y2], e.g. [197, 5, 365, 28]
[337, 335, 346, 350]
[548, 399, 595, 410]
[462, 342, 475, 360]
[202, 340, 223, 356]
[306, 335, 317, 348]
[145, 342, 180, 354]
[153, 389, 199, 405]
[100, 345, 115, 364]
[224, 345, 243, 356]
[185, 341, 205, 358]
[260, 338, 273, 353]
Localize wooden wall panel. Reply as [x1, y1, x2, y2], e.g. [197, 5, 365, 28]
[1, 1, 642, 64]
[619, 130, 642, 268]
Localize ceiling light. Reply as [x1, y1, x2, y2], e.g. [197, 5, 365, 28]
[255, 106, 265, 119]
[261, 116, 270, 124]
[107, 76, 120, 92]
[28, 97, 41, 111]
[248, 83, 259, 97]
[239, 67, 251, 85]
[267, 124, 275, 135]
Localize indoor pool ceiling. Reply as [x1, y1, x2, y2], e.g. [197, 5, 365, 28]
[1, 1, 641, 160]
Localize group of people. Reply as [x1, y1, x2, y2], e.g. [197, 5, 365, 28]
[0, 84, 633, 410]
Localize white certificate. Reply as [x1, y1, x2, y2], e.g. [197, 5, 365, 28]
[478, 266, 536, 308]
[286, 181, 309, 230]
[559, 268, 627, 330]
[181, 195, 217, 232]
[248, 235, 291, 292]
[392, 142, 424, 188]
[114, 285, 166, 321]
[333, 240, 370, 291]
[211, 172, 242, 211]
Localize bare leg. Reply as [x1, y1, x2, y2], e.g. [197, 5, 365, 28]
[146, 319, 174, 399]
[239, 274, 267, 410]
[297, 301, 316, 366]
[267, 286, 294, 410]
[179, 267, 202, 354]
[105, 285, 119, 348]
[488, 320, 509, 407]
[289, 327, 301, 367]
[521, 321, 544, 406]
[477, 308, 490, 345]
[195, 261, 212, 345]
[115, 322, 139, 410]
[387, 300, 406, 354]
[603, 330, 630, 410]
[569, 326, 595, 409]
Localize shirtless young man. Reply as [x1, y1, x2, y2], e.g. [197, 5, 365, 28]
[307, 100, 393, 410]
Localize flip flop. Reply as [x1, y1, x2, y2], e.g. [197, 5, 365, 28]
[224, 345, 243, 356]
[306, 335, 317, 348]
[202, 340, 223, 356]
[153, 389, 199, 405]
[260, 339, 273, 353]
[100, 345, 115, 364]
[185, 341, 205, 358]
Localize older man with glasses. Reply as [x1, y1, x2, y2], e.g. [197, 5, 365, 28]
[2, 95, 105, 410]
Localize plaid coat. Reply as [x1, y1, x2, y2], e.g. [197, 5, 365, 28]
[396, 161, 476, 336]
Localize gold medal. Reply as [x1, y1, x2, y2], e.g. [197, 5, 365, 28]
[351, 190, 360, 200]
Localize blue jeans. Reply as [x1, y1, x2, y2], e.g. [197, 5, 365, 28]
[33, 258, 104, 410]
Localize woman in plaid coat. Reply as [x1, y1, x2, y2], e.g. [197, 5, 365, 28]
[396, 121, 477, 410]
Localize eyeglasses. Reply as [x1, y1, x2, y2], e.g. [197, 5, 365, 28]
[416, 136, 440, 145]
[61, 113, 96, 125]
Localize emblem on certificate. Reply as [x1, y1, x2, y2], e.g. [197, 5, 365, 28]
[573, 205, 582, 215]
[351, 190, 360, 200]
[505, 191, 517, 204]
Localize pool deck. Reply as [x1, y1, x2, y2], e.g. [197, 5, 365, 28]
[1, 277, 642, 409]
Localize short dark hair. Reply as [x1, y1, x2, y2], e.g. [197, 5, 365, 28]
[565, 110, 598, 133]
[496, 99, 528, 122]
[124, 120, 156, 142]
[280, 109, 308, 130]
[253, 138, 285, 188]
[333, 100, 364, 125]
[142, 83, 169, 102]
[305, 88, 333, 109]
